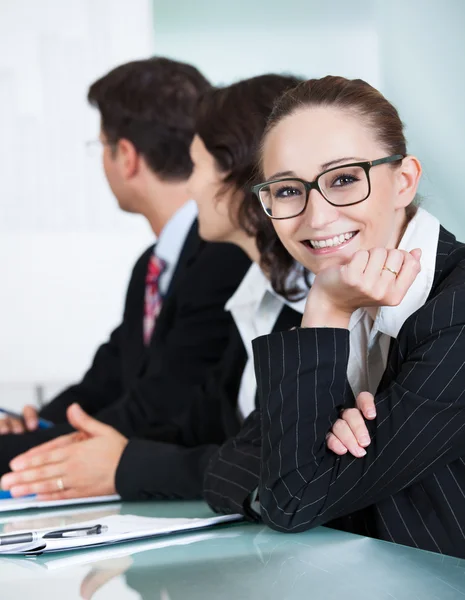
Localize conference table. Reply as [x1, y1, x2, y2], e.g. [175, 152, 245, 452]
[0, 500, 464, 599]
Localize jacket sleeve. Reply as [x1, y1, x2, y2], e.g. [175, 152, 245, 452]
[203, 408, 262, 518]
[93, 244, 250, 437]
[115, 438, 219, 500]
[114, 318, 248, 501]
[39, 249, 152, 423]
[254, 286, 465, 532]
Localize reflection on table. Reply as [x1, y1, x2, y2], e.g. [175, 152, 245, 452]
[0, 501, 464, 600]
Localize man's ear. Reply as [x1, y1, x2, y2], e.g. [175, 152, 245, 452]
[395, 155, 422, 209]
[116, 138, 139, 179]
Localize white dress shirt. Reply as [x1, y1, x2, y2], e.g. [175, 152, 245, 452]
[226, 263, 307, 419]
[346, 207, 440, 397]
[155, 199, 198, 296]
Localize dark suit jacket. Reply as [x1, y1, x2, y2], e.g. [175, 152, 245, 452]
[0, 222, 250, 483]
[114, 303, 302, 500]
[205, 227, 465, 559]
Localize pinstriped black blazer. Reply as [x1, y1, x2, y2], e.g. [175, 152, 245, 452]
[204, 226, 465, 559]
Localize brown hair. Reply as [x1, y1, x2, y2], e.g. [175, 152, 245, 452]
[260, 75, 416, 299]
[88, 57, 211, 181]
[195, 73, 303, 291]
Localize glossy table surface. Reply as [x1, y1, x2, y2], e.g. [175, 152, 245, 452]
[0, 500, 464, 599]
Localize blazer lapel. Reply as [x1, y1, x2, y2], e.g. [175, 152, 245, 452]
[135, 220, 203, 376]
[430, 226, 459, 295]
[123, 246, 155, 383]
[377, 226, 461, 396]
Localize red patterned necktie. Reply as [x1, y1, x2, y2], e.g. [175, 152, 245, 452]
[143, 254, 166, 345]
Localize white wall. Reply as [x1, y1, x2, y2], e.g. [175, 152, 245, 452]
[152, 0, 465, 237]
[152, 0, 381, 87]
[375, 0, 465, 235]
[0, 0, 155, 408]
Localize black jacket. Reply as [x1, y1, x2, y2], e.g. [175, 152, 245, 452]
[206, 227, 465, 559]
[115, 302, 302, 501]
[0, 222, 250, 485]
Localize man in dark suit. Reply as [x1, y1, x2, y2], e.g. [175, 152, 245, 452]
[0, 58, 250, 495]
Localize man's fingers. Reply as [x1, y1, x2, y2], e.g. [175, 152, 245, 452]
[331, 419, 367, 457]
[0, 417, 15, 434]
[0, 417, 26, 435]
[10, 446, 68, 472]
[11, 419, 25, 434]
[9, 476, 72, 499]
[355, 391, 376, 419]
[10, 432, 83, 468]
[0, 418, 10, 434]
[67, 403, 110, 437]
[23, 406, 39, 431]
[326, 433, 348, 455]
[2, 461, 64, 493]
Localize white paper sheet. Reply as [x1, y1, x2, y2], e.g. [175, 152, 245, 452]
[0, 494, 121, 513]
[0, 513, 243, 555]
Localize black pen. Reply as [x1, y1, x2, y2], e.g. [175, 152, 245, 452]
[43, 524, 107, 539]
[0, 524, 107, 546]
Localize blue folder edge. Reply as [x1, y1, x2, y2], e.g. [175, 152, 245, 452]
[0, 491, 36, 500]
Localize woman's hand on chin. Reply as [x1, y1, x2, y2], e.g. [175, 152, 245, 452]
[302, 247, 422, 329]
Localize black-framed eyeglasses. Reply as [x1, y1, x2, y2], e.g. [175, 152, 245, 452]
[252, 154, 404, 220]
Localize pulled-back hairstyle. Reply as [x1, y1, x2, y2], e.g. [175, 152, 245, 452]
[260, 75, 415, 299]
[195, 73, 302, 290]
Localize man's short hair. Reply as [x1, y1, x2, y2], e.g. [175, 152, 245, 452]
[88, 57, 211, 181]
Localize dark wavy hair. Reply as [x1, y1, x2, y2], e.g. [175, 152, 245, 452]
[88, 57, 211, 181]
[259, 75, 416, 299]
[195, 73, 304, 295]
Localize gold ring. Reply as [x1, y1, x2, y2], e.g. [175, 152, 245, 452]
[56, 478, 65, 491]
[382, 266, 399, 277]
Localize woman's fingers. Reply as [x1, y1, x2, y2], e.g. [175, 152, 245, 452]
[355, 391, 376, 419]
[379, 249, 405, 282]
[363, 247, 388, 282]
[340, 409, 371, 447]
[410, 248, 422, 262]
[390, 249, 422, 304]
[326, 433, 348, 455]
[344, 249, 370, 285]
[359, 247, 421, 306]
[330, 418, 367, 457]
[326, 394, 377, 459]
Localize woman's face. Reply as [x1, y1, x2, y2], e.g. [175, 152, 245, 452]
[188, 135, 239, 243]
[261, 107, 418, 275]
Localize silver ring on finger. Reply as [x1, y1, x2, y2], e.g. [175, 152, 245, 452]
[56, 478, 65, 491]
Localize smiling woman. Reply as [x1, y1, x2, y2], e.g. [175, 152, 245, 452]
[204, 76, 465, 560]
[256, 77, 421, 288]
